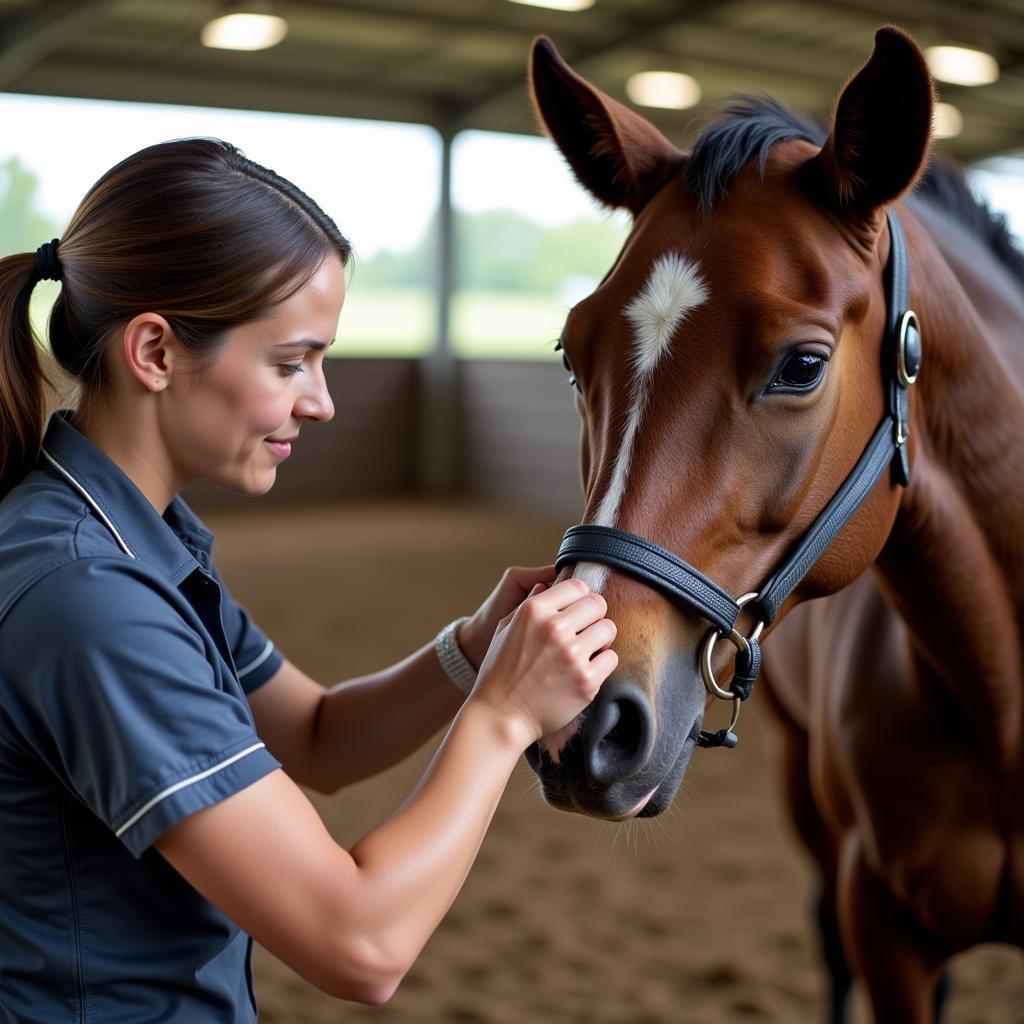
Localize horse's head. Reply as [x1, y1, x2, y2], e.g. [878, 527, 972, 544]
[525, 27, 934, 819]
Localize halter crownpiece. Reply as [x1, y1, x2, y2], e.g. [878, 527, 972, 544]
[555, 210, 920, 749]
[33, 239, 62, 282]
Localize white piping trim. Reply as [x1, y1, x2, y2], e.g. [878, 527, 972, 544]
[236, 639, 274, 678]
[114, 742, 266, 837]
[41, 448, 136, 559]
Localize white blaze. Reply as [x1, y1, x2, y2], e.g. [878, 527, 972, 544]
[573, 252, 709, 594]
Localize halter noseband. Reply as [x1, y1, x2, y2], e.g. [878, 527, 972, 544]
[555, 211, 921, 749]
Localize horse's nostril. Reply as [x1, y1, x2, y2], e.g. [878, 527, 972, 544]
[583, 680, 655, 785]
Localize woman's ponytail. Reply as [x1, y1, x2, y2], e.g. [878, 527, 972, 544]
[0, 253, 49, 497]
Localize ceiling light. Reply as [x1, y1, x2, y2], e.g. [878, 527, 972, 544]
[626, 71, 701, 110]
[505, 0, 596, 11]
[201, 11, 288, 51]
[933, 102, 963, 140]
[924, 45, 998, 86]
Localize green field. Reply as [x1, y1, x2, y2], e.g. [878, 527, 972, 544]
[338, 287, 570, 359]
[29, 285, 570, 362]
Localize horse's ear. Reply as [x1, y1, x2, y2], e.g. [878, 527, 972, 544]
[529, 36, 685, 215]
[811, 26, 934, 214]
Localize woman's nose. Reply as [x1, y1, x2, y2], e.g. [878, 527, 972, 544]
[295, 369, 334, 422]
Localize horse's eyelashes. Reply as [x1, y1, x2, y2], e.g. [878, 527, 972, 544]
[557, 344, 582, 394]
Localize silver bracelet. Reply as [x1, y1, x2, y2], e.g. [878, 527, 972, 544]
[434, 616, 477, 695]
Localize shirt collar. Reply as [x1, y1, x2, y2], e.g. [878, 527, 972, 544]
[40, 411, 214, 585]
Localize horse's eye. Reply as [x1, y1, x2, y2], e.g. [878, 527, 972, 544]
[555, 340, 582, 394]
[770, 352, 827, 393]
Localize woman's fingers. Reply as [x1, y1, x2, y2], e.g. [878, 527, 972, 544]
[523, 577, 591, 614]
[574, 616, 617, 660]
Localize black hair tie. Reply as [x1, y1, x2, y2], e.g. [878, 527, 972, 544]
[33, 238, 62, 282]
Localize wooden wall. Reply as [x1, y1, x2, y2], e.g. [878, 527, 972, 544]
[458, 359, 583, 520]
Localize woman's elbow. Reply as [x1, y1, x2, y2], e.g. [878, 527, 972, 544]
[312, 934, 411, 1005]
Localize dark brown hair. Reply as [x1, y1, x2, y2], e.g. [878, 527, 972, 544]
[0, 137, 351, 496]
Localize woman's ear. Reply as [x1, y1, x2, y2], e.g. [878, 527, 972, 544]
[530, 36, 685, 215]
[809, 26, 934, 215]
[121, 313, 177, 393]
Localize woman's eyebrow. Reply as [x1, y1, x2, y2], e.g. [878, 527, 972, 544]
[273, 338, 334, 351]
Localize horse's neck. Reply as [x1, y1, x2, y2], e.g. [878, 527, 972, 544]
[910, 199, 1024, 386]
[874, 214, 1024, 756]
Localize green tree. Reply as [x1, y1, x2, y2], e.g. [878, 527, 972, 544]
[0, 156, 61, 258]
[358, 208, 627, 294]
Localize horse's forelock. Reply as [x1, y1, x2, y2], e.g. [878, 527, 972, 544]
[685, 97, 826, 213]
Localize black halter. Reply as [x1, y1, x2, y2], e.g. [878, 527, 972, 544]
[555, 211, 921, 749]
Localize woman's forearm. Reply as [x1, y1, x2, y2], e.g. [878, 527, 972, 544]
[306, 642, 465, 791]
[337, 699, 527, 994]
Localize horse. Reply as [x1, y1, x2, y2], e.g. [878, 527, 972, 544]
[523, 25, 1024, 1023]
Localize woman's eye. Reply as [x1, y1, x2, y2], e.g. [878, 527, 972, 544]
[769, 352, 827, 393]
[279, 363, 305, 376]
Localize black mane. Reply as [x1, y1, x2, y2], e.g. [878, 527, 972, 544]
[684, 95, 1024, 286]
[685, 96, 825, 213]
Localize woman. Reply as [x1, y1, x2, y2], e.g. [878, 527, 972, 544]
[0, 138, 617, 1022]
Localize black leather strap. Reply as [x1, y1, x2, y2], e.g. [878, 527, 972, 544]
[555, 525, 740, 633]
[885, 211, 913, 486]
[753, 418, 893, 624]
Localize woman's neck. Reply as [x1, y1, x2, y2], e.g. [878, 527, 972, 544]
[72, 397, 181, 515]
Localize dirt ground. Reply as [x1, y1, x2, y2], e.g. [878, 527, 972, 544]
[202, 497, 1023, 1024]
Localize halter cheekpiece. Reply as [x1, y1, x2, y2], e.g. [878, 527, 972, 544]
[33, 238, 62, 282]
[555, 211, 921, 750]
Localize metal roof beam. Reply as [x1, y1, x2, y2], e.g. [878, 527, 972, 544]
[0, 0, 106, 87]
[448, 0, 730, 129]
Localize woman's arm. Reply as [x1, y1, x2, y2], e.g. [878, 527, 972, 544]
[157, 579, 616, 1004]
[246, 646, 464, 792]
[247, 566, 556, 793]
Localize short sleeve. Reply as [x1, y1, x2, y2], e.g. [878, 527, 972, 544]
[209, 563, 284, 694]
[0, 559, 281, 857]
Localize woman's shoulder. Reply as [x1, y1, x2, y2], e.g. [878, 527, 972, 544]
[0, 473, 175, 632]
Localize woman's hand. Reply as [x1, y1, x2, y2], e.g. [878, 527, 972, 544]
[467, 578, 617, 748]
[458, 565, 557, 669]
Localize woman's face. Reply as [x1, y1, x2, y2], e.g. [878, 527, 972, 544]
[161, 255, 344, 497]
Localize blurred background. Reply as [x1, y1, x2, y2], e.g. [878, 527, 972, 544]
[2, 1, 1022, 1020]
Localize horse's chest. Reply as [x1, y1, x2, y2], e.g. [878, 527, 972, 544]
[825, 666, 1015, 943]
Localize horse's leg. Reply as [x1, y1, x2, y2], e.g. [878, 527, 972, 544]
[839, 838, 948, 1024]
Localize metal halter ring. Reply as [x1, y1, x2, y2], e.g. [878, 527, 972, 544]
[700, 592, 765, 701]
[897, 310, 922, 388]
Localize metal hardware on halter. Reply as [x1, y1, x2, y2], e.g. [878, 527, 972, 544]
[696, 593, 765, 749]
[897, 310, 922, 387]
[700, 592, 764, 700]
[553, 211, 921, 752]
[894, 309, 921, 448]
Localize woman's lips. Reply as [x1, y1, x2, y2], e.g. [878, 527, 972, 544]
[264, 437, 295, 458]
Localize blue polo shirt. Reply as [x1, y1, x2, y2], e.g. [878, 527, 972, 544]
[0, 412, 285, 1023]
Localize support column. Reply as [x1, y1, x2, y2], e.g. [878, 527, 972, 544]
[415, 123, 460, 493]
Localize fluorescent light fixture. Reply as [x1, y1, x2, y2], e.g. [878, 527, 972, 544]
[505, 0, 596, 11]
[626, 71, 701, 110]
[933, 102, 963, 140]
[924, 45, 998, 86]
[201, 12, 288, 51]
